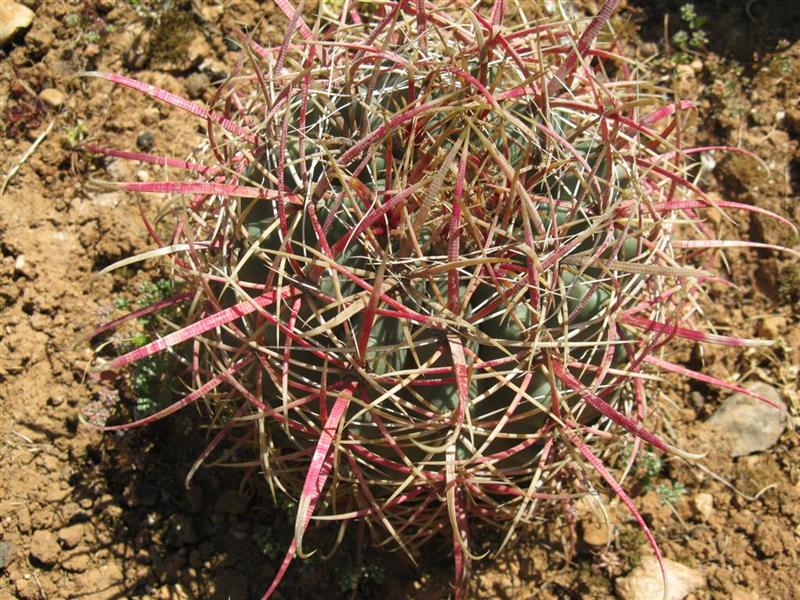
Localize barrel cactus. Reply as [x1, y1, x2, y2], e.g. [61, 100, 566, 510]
[86, 0, 793, 597]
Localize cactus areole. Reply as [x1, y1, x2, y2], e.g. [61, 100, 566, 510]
[87, 1, 793, 598]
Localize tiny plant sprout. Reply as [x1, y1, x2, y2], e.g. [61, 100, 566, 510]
[84, 1, 795, 598]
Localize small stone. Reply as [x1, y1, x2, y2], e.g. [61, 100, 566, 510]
[38, 88, 65, 108]
[200, 57, 228, 82]
[136, 131, 155, 152]
[689, 58, 703, 73]
[675, 64, 695, 80]
[14, 254, 26, 275]
[616, 556, 705, 600]
[89, 191, 123, 207]
[0, 2, 35, 47]
[58, 523, 86, 549]
[640, 42, 659, 57]
[29, 530, 60, 567]
[84, 43, 100, 58]
[689, 391, 705, 411]
[575, 497, 614, 546]
[692, 493, 714, 521]
[707, 383, 787, 457]
[0, 541, 15, 570]
[199, 5, 224, 22]
[185, 72, 210, 100]
[758, 316, 786, 340]
[135, 169, 150, 182]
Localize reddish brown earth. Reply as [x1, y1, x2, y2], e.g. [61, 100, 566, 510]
[1, 1, 798, 599]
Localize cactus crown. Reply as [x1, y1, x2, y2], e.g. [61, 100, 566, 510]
[87, 1, 794, 597]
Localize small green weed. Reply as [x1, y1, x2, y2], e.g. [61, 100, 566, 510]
[655, 482, 686, 506]
[672, 4, 709, 52]
[64, 2, 116, 46]
[64, 120, 88, 149]
[337, 563, 386, 595]
[113, 278, 182, 417]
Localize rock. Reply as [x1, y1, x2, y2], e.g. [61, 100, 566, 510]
[707, 383, 787, 457]
[29, 530, 60, 567]
[640, 42, 659, 57]
[0, 2, 35, 46]
[13, 254, 28, 276]
[185, 72, 210, 99]
[692, 493, 714, 521]
[758, 316, 786, 340]
[616, 556, 705, 600]
[58, 523, 86, 549]
[89, 191, 123, 208]
[38, 88, 65, 108]
[200, 57, 228, 82]
[689, 58, 703, 73]
[675, 64, 695, 80]
[575, 496, 614, 546]
[136, 131, 155, 152]
[0, 541, 15, 570]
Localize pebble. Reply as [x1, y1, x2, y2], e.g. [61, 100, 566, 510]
[640, 42, 659, 57]
[38, 88, 65, 108]
[707, 383, 787, 457]
[692, 493, 714, 521]
[185, 72, 210, 100]
[575, 496, 614, 546]
[690, 58, 704, 73]
[0, 2, 34, 46]
[0, 541, 15, 569]
[616, 556, 705, 600]
[29, 530, 60, 567]
[136, 131, 155, 152]
[14, 254, 27, 276]
[675, 64, 695, 80]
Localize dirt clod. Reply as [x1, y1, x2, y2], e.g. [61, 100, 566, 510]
[29, 530, 59, 567]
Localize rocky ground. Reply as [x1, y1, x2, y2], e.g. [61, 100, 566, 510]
[1, 1, 798, 599]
